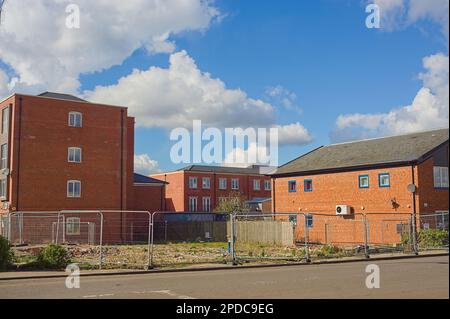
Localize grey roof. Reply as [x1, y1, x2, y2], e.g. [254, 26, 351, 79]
[274, 128, 449, 176]
[178, 164, 272, 175]
[134, 173, 167, 184]
[38, 92, 88, 102]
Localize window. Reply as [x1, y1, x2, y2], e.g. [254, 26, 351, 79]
[66, 217, 81, 235]
[396, 223, 406, 234]
[68, 112, 82, 127]
[359, 175, 369, 188]
[304, 179, 313, 192]
[68, 147, 82, 163]
[264, 180, 271, 191]
[0, 143, 7, 170]
[67, 180, 81, 198]
[202, 197, 211, 212]
[1, 107, 9, 134]
[202, 177, 211, 189]
[231, 178, 239, 190]
[433, 167, 449, 188]
[305, 214, 313, 228]
[253, 179, 261, 191]
[219, 178, 227, 190]
[378, 173, 390, 188]
[189, 177, 198, 189]
[288, 180, 297, 192]
[189, 197, 198, 212]
[0, 179, 6, 199]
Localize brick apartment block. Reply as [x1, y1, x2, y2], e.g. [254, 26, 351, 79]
[271, 129, 449, 245]
[0, 92, 166, 243]
[152, 165, 274, 212]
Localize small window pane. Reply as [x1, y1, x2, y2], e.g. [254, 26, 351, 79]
[359, 175, 369, 188]
[288, 181, 296, 192]
[304, 180, 313, 192]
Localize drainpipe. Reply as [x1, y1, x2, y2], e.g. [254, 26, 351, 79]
[411, 164, 418, 255]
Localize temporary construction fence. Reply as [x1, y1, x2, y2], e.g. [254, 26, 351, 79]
[1, 210, 447, 270]
[417, 212, 449, 251]
[149, 212, 230, 267]
[231, 212, 417, 263]
[2, 210, 153, 270]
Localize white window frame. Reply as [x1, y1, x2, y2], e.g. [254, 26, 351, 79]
[0, 179, 6, 199]
[433, 166, 449, 188]
[219, 178, 227, 190]
[253, 179, 261, 191]
[1, 107, 9, 134]
[67, 180, 81, 198]
[189, 176, 198, 189]
[68, 112, 82, 127]
[202, 196, 211, 212]
[231, 178, 239, 190]
[189, 196, 198, 212]
[0, 143, 7, 170]
[264, 180, 271, 191]
[68, 147, 82, 163]
[202, 177, 211, 189]
[66, 217, 81, 235]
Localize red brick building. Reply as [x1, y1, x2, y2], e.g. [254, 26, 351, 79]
[0, 92, 166, 243]
[152, 165, 273, 212]
[271, 129, 449, 245]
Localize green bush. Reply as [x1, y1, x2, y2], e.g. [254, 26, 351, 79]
[0, 236, 13, 271]
[37, 244, 71, 269]
[418, 229, 449, 248]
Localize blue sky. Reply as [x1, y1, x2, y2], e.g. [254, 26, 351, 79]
[1, 0, 448, 173]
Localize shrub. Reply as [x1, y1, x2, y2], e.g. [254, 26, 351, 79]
[0, 236, 13, 271]
[418, 229, 449, 248]
[37, 244, 71, 269]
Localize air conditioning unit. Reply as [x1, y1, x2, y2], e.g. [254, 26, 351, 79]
[336, 205, 351, 215]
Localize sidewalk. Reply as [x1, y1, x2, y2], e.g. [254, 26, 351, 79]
[0, 250, 448, 281]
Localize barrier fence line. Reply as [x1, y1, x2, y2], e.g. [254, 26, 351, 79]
[4, 210, 446, 270]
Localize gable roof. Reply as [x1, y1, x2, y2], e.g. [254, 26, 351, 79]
[274, 128, 449, 176]
[134, 173, 167, 185]
[38, 92, 88, 102]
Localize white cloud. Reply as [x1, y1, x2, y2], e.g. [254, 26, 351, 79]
[334, 2, 449, 142]
[85, 51, 273, 128]
[275, 123, 313, 146]
[222, 142, 273, 168]
[265, 85, 301, 113]
[85, 51, 313, 146]
[0, 0, 220, 95]
[373, 0, 449, 39]
[333, 53, 449, 141]
[134, 154, 160, 175]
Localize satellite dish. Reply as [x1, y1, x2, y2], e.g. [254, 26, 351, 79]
[407, 184, 416, 193]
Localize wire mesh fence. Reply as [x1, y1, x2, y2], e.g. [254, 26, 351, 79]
[232, 212, 417, 264]
[1, 210, 446, 270]
[150, 212, 231, 267]
[417, 212, 449, 251]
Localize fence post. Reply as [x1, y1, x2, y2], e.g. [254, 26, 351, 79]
[146, 212, 153, 270]
[7, 213, 11, 242]
[230, 212, 237, 265]
[411, 214, 418, 255]
[304, 214, 311, 263]
[99, 213, 104, 270]
[363, 215, 370, 259]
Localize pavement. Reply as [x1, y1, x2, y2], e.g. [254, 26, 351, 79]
[0, 255, 448, 299]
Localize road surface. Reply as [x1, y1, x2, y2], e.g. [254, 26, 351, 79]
[0, 256, 448, 299]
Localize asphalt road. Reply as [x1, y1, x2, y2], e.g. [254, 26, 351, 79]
[0, 256, 448, 299]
